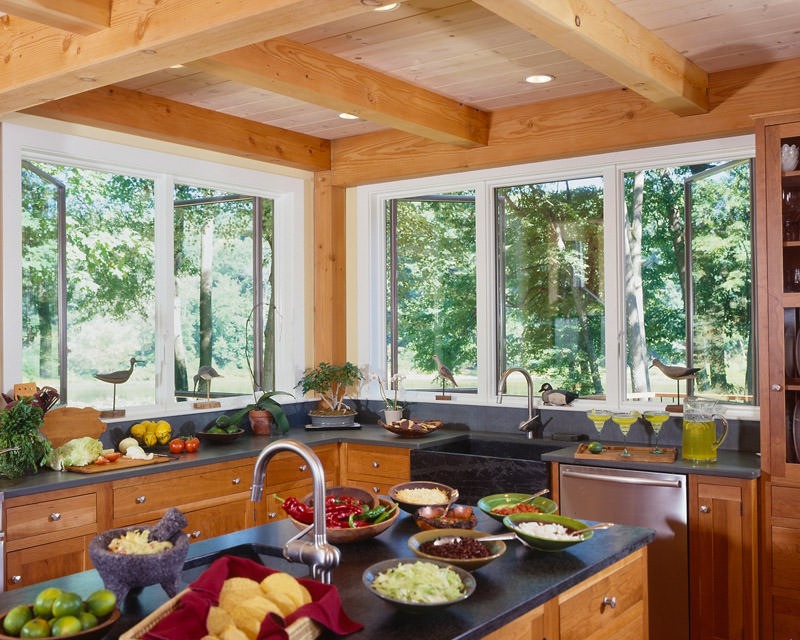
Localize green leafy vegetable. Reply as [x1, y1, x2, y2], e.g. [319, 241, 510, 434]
[371, 561, 466, 604]
[0, 398, 51, 478]
[46, 436, 104, 470]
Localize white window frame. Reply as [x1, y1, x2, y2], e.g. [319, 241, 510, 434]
[1, 122, 306, 420]
[355, 135, 756, 419]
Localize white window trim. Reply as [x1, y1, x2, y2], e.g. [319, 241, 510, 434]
[1, 122, 306, 420]
[355, 135, 757, 419]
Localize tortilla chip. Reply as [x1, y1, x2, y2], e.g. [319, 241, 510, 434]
[206, 606, 234, 636]
[219, 626, 249, 640]
[260, 572, 312, 609]
[262, 591, 296, 617]
[219, 577, 263, 610]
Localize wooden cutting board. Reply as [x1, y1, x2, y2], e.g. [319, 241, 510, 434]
[574, 442, 677, 463]
[41, 406, 107, 447]
[66, 456, 174, 473]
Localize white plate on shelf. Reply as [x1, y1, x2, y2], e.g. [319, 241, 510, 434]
[793, 398, 800, 463]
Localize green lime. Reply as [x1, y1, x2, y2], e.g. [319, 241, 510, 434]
[587, 441, 603, 454]
[84, 589, 116, 618]
[3, 604, 33, 635]
[52, 591, 83, 619]
[78, 611, 98, 630]
[19, 618, 51, 638]
[32, 587, 62, 618]
[50, 615, 83, 637]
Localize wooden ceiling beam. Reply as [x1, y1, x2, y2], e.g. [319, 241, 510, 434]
[23, 85, 331, 172]
[188, 38, 490, 148]
[474, 0, 709, 116]
[0, 0, 110, 34]
[0, 0, 374, 115]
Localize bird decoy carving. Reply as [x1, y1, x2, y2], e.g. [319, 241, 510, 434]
[650, 358, 701, 411]
[539, 383, 578, 406]
[432, 355, 458, 388]
[193, 366, 223, 403]
[94, 357, 141, 415]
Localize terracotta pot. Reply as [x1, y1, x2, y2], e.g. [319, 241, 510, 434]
[248, 409, 274, 435]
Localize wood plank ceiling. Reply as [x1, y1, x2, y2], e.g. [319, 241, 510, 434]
[1, 0, 799, 170]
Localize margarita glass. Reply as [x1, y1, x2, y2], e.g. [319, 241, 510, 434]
[586, 409, 612, 437]
[611, 411, 641, 457]
[643, 410, 670, 454]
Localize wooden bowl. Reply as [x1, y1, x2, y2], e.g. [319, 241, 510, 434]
[196, 428, 245, 443]
[414, 504, 477, 530]
[287, 497, 399, 544]
[380, 419, 442, 438]
[300, 485, 379, 510]
[408, 528, 507, 571]
[388, 481, 458, 514]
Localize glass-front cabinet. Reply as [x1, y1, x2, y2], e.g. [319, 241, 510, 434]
[756, 113, 800, 639]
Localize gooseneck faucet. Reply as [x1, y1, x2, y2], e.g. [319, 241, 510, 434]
[497, 367, 542, 439]
[250, 440, 341, 583]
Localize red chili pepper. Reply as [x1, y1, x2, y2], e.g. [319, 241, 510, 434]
[274, 494, 314, 524]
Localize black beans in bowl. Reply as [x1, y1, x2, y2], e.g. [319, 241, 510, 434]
[408, 528, 506, 571]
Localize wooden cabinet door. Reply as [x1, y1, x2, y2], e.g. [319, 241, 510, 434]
[482, 603, 550, 640]
[6, 537, 88, 590]
[688, 475, 758, 640]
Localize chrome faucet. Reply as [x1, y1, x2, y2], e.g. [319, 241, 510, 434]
[250, 440, 341, 583]
[497, 367, 542, 439]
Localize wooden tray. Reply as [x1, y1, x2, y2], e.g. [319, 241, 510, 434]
[574, 443, 677, 463]
[119, 588, 321, 640]
[66, 455, 173, 473]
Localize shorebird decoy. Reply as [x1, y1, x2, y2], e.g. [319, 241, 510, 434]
[539, 383, 578, 406]
[432, 355, 458, 388]
[94, 357, 140, 413]
[193, 365, 223, 401]
[650, 358, 701, 409]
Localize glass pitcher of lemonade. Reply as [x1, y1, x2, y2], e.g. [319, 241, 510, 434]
[681, 397, 728, 463]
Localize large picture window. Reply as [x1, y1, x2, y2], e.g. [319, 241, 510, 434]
[3, 123, 305, 418]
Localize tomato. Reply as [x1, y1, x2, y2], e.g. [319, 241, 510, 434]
[94, 456, 108, 465]
[168, 438, 185, 454]
[184, 437, 199, 453]
[105, 451, 121, 462]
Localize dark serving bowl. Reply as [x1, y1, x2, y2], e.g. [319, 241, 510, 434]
[196, 428, 245, 443]
[477, 492, 558, 522]
[388, 481, 458, 514]
[380, 419, 442, 438]
[414, 504, 477, 530]
[363, 558, 476, 612]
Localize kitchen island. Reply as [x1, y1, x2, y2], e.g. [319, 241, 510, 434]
[0, 507, 653, 639]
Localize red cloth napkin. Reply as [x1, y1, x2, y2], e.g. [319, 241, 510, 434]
[142, 555, 363, 639]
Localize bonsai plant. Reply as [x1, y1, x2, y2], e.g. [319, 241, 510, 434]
[296, 361, 363, 427]
[214, 389, 293, 435]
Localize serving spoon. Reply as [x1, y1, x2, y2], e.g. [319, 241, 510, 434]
[432, 521, 615, 547]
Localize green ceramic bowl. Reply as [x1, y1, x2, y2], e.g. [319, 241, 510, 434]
[477, 492, 558, 522]
[502, 512, 592, 552]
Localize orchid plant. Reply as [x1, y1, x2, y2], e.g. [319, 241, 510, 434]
[372, 372, 405, 410]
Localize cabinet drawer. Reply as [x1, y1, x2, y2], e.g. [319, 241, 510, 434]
[344, 444, 409, 480]
[113, 462, 253, 521]
[6, 536, 88, 590]
[772, 485, 800, 519]
[6, 493, 96, 540]
[772, 525, 800, 589]
[558, 550, 646, 640]
[344, 476, 406, 497]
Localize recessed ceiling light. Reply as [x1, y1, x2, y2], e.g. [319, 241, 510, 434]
[169, 64, 185, 69]
[338, 113, 359, 120]
[525, 74, 555, 84]
[374, 2, 400, 10]
[360, 0, 399, 9]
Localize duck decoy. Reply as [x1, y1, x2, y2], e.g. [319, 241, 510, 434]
[539, 383, 578, 406]
[193, 365, 223, 399]
[94, 357, 141, 413]
[649, 358, 701, 411]
[432, 355, 458, 388]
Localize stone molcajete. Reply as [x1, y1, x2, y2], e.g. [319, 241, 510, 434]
[88, 507, 190, 602]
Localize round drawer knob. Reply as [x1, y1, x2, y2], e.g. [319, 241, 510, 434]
[602, 596, 617, 608]
[268, 512, 277, 519]
[771, 384, 782, 391]
[232, 477, 241, 485]
[372, 486, 380, 493]
[371, 461, 380, 468]
[298, 464, 308, 472]
[700, 504, 710, 513]
[49, 512, 61, 522]
[190, 530, 202, 539]
[136, 495, 147, 504]
[9, 576, 22, 585]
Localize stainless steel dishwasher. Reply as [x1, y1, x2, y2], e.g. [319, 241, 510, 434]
[559, 464, 688, 640]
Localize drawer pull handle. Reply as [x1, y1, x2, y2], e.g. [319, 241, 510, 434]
[602, 596, 617, 609]
[9, 576, 22, 585]
[771, 384, 782, 391]
[49, 512, 61, 522]
[232, 477, 241, 485]
[372, 486, 380, 493]
[190, 530, 202, 539]
[298, 464, 308, 472]
[136, 495, 147, 504]
[700, 504, 710, 513]
[268, 512, 277, 519]
[371, 461, 380, 468]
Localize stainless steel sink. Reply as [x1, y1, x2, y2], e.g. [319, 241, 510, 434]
[182, 543, 309, 581]
[411, 436, 561, 505]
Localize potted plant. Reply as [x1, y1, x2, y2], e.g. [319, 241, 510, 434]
[296, 361, 363, 428]
[373, 372, 405, 423]
[214, 389, 293, 435]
